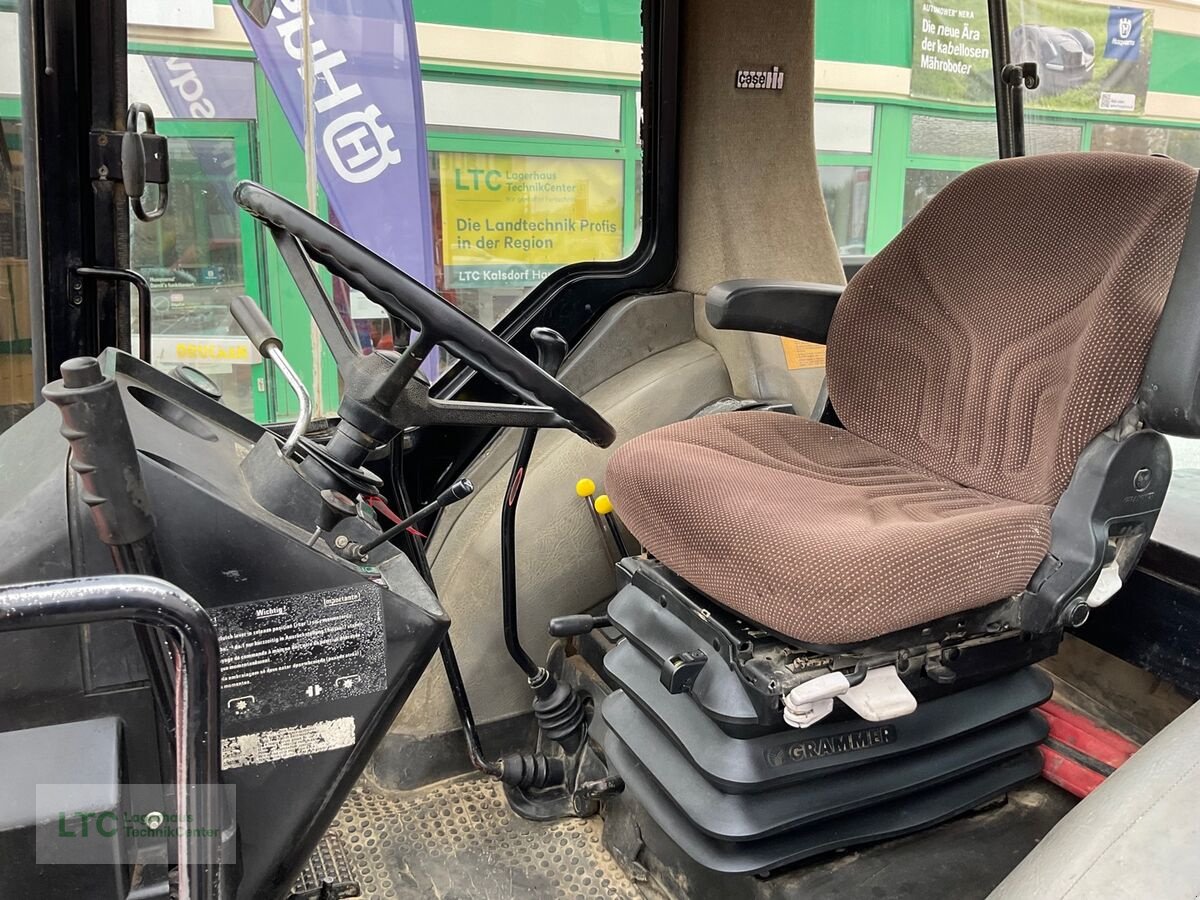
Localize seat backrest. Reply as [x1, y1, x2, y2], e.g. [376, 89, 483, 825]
[826, 152, 1198, 506]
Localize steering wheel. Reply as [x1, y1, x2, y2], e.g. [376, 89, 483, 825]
[232, 181, 614, 450]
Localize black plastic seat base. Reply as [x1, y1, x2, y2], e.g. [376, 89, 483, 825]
[599, 630, 1053, 876]
[604, 689, 1048, 842]
[604, 639, 1053, 792]
[605, 729, 1044, 876]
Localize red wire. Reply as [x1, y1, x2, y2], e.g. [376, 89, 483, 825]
[365, 494, 426, 539]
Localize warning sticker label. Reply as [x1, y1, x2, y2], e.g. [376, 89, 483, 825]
[212, 584, 387, 725]
[221, 716, 356, 770]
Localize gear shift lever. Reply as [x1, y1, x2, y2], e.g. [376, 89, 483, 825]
[498, 327, 589, 779]
[230, 294, 311, 458]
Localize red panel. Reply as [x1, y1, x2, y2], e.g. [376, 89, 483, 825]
[1038, 745, 1107, 798]
[1039, 700, 1139, 770]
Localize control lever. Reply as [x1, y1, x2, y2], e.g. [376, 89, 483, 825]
[230, 294, 311, 458]
[334, 478, 474, 562]
[41, 357, 178, 749]
[497, 328, 589, 769]
[503, 327, 570, 679]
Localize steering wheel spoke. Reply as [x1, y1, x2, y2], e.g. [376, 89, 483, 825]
[406, 393, 566, 431]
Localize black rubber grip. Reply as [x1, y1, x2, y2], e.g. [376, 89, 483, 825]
[230, 294, 281, 355]
[547, 614, 604, 638]
[120, 132, 146, 200]
[436, 478, 475, 506]
[530, 327, 569, 377]
[42, 357, 155, 546]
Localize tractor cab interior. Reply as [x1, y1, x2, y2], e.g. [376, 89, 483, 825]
[3, 0, 1200, 898]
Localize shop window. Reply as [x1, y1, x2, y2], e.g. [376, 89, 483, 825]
[814, 101, 875, 256]
[130, 136, 261, 420]
[815, 102, 875, 154]
[819, 166, 871, 255]
[903, 168, 960, 224]
[1089, 124, 1200, 168]
[423, 81, 622, 142]
[0, 118, 30, 436]
[910, 114, 998, 159]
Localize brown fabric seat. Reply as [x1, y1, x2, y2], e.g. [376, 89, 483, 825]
[607, 152, 1198, 644]
[606, 412, 1051, 643]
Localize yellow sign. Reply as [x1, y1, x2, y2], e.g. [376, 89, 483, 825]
[781, 338, 827, 370]
[438, 152, 624, 288]
[151, 335, 262, 366]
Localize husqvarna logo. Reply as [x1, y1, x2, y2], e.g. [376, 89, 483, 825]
[1118, 17, 1133, 39]
[271, 2, 403, 184]
[323, 105, 402, 184]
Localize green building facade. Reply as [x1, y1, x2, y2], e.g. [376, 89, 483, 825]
[1, 0, 1198, 424]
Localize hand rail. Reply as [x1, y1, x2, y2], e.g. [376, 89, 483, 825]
[0, 575, 222, 900]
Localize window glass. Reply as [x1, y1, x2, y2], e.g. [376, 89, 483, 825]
[0, 8, 30, 436]
[910, 114, 997, 159]
[116, 4, 645, 415]
[903, 168, 960, 224]
[0, 117, 29, 436]
[813, 101, 876, 256]
[815, 102, 875, 154]
[130, 136, 260, 420]
[1089, 124, 1200, 168]
[1024, 122, 1084, 155]
[820, 166, 871, 255]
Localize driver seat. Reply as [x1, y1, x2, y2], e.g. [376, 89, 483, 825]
[608, 152, 1196, 646]
[596, 152, 1200, 877]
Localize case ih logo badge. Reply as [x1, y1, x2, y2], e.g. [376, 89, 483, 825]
[735, 66, 785, 90]
[765, 724, 897, 767]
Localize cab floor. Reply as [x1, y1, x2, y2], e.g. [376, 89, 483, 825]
[298, 774, 644, 899]
[297, 774, 1075, 900]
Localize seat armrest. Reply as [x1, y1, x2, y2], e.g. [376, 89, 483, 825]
[705, 280, 842, 345]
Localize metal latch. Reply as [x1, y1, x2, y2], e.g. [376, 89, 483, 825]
[89, 102, 170, 222]
[660, 649, 707, 694]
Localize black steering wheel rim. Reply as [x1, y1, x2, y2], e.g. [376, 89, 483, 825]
[233, 181, 615, 447]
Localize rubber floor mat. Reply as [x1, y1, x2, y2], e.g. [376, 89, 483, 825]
[314, 773, 643, 899]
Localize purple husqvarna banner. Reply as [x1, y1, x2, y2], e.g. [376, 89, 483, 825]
[145, 55, 259, 120]
[231, 0, 436, 290]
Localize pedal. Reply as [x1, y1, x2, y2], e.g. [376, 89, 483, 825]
[290, 830, 361, 899]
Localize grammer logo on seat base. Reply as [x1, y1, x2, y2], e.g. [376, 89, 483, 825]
[765, 724, 897, 767]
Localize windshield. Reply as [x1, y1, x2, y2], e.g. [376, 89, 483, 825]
[115, 0, 645, 423]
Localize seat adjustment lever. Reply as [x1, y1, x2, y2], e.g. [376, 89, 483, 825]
[660, 649, 707, 694]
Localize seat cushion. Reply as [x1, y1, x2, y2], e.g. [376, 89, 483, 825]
[605, 412, 1052, 644]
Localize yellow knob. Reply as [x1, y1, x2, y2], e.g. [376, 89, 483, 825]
[594, 494, 614, 516]
[575, 477, 596, 498]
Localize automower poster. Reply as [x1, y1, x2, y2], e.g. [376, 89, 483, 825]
[911, 0, 1154, 115]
